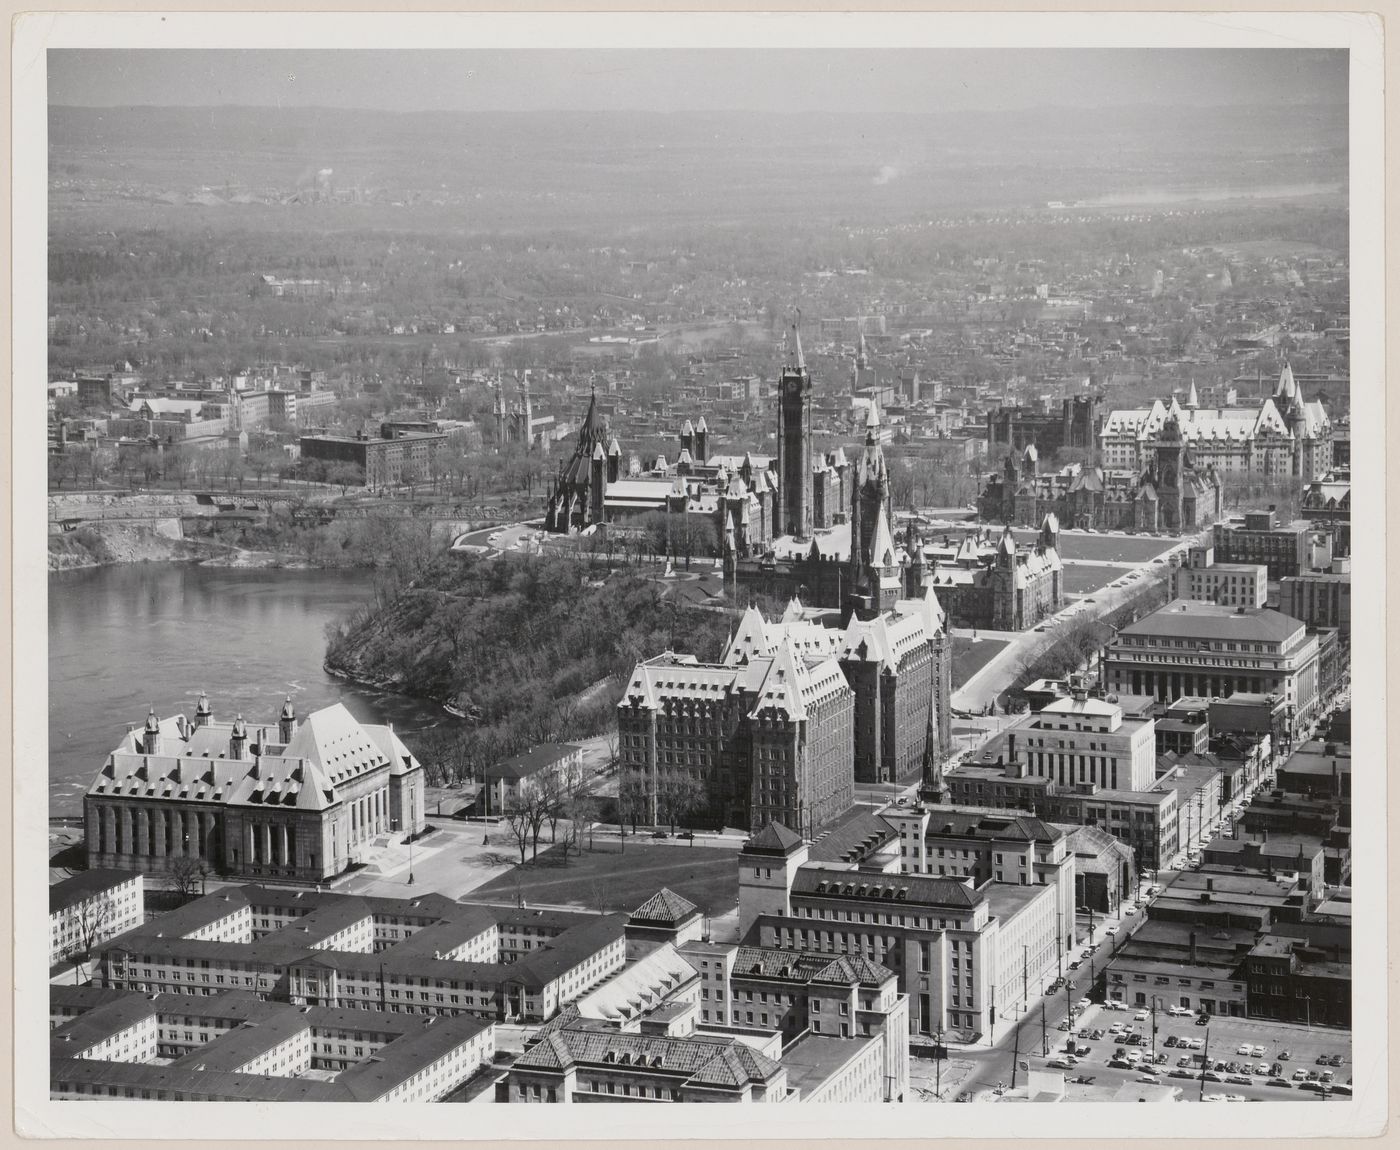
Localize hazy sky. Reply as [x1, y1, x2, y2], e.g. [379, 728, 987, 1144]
[49, 49, 1347, 113]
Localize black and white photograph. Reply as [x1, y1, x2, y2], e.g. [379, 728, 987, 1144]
[12, 10, 1387, 1142]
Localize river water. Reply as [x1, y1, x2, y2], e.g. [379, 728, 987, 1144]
[47, 564, 460, 818]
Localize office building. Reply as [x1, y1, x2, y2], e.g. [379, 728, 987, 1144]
[1279, 567, 1351, 637]
[1173, 545, 1267, 609]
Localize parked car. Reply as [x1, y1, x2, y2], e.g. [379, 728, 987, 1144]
[1068, 961, 1082, 971]
[1279, 1050, 1291, 1061]
[1195, 1015, 1210, 1026]
[1047, 1057, 1073, 1070]
[1202, 1072, 1223, 1083]
[1167, 1006, 1192, 1017]
[1328, 1054, 1344, 1067]
[1332, 1084, 1353, 1096]
[1104, 926, 1117, 936]
[1316, 1055, 1331, 1065]
[676, 831, 695, 841]
[1164, 1035, 1179, 1048]
[1236, 1045, 1254, 1056]
[1292, 1070, 1309, 1081]
[650, 830, 669, 839]
[1299, 1081, 1327, 1094]
[1108, 1058, 1133, 1070]
[1133, 1011, 1149, 1022]
[1135, 1074, 1160, 1084]
[1169, 1069, 1194, 1080]
[1267, 1078, 1293, 1089]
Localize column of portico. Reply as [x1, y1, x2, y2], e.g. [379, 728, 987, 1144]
[262, 823, 273, 867]
[279, 825, 290, 868]
[246, 822, 256, 865]
[154, 809, 168, 860]
[118, 807, 132, 856]
[134, 808, 149, 858]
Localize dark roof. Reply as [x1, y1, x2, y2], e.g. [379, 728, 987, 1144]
[629, 888, 701, 926]
[791, 868, 979, 909]
[50, 869, 140, 914]
[1118, 601, 1305, 644]
[485, 743, 582, 782]
[807, 811, 898, 864]
[744, 822, 804, 856]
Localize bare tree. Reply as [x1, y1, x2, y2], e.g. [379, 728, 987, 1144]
[326, 461, 365, 495]
[73, 894, 115, 974]
[503, 802, 533, 866]
[168, 855, 206, 902]
[656, 772, 708, 835]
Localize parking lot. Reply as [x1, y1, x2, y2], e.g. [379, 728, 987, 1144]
[1030, 998, 1352, 1103]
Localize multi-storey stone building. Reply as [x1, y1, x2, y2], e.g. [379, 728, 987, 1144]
[1280, 567, 1352, 637]
[1173, 545, 1267, 609]
[1211, 508, 1314, 580]
[1101, 600, 1321, 736]
[1002, 684, 1158, 793]
[738, 817, 1066, 1042]
[299, 427, 447, 489]
[617, 589, 951, 832]
[980, 411, 1225, 533]
[1098, 366, 1332, 479]
[92, 886, 627, 1027]
[84, 698, 425, 884]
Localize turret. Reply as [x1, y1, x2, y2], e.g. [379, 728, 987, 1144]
[680, 418, 695, 458]
[278, 696, 297, 744]
[194, 691, 212, 730]
[694, 417, 708, 464]
[606, 437, 622, 484]
[229, 714, 248, 761]
[142, 706, 162, 756]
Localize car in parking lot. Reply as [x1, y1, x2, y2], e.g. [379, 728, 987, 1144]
[1133, 1011, 1149, 1022]
[1226, 1075, 1252, 1086]
[1195, 1015, 1210, 1026]
[1163, 1035, 1179, 1048]
[1167, 1005, 1191, 1017]
[1047, 1057, 1074, 1070]
[1135, 1074, 1160, 1084]
[1328, 1054, 1344, 1067]
[1332, 1084, 1353, 1096]
[1292, 1070, 1309, 1081]
[1254, 1063, 1270, 1076]
[1299, 1081, 1328, 1094]
[1267, 1078, 1292, 1089]
[1278, 1050, 1291, 1061]
[1169, 1069, 1194, 1080]
[1108, 1058, 1133, 1070]
[1201, 1072, 1222, 1083]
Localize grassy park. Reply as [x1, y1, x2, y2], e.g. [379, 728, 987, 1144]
[470, 838, 740, 918]
[950, 635, 1010, 688]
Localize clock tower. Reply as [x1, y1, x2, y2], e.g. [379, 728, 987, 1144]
[777, 319, 813, 539]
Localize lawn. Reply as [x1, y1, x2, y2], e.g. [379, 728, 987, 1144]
[1062, 563, 1137, 596]
[1009, 530, 1177, 565]
[469, 839, 740, 918]
[951, 635, 1010, 688]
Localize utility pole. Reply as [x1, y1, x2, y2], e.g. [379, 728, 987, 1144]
[1022, 944, 1029, 1022]
[1150, 996, 1158, 1060]
[1198, 1028, 1210, 1101]
[1041, 1002, 1049, 1057]
[935, 1019, 944, 1099]
[1011, 1009, 1022, 1091]
[1055, 908, 1064, 978]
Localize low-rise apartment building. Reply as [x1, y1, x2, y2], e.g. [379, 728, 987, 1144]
[50, 870, 145, 965]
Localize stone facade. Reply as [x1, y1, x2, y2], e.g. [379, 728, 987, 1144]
[84, 697, 425, 884]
